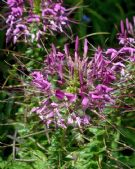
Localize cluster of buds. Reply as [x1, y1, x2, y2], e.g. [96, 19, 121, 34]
[6, 0, 68, 44]
[31, 29, 134, 129]
[108, 17, 135, 63]
[118, 16, 135, 46]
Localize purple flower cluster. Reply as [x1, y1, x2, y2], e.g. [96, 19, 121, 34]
[6, 0, 68, 44]
[31, 29, 134, 129]
[118, 16, 135, 46]
[41, 1, 68, 32]
[6, 0, 26, 43]
[107, 17, 135, 63]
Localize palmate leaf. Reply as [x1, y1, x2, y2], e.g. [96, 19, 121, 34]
[0, 158, 32, 169]
[1, 149, 49, 169]
[30, 149, 49, 169]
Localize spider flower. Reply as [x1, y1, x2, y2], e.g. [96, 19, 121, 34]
[118, 16, 135, 45]
[6, 0, 68, 44]
[31, 37, 123, 129]
[106, 17, 135, 63]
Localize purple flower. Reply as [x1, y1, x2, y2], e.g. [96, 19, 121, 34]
[7, 0, 24, 8]
[96, 84, 113, 93]
[31, 33, 134, 129]
[106, 48, 118, 59]
[31, 39, 94, 128]
[111, 62, 125, 71]
[6, 0, 69, 44]
[27, 14, 40, 23]
[89, 47, 116, 85]
[88, 84, 114, 110]
[55, 90, 65, 100]
[81, 115, 90, 125]
[57, 118, 67, 128]
[31, 71, 51, 92]
[83, 39, 88, 58]
[82, 97, 89, 107]
[118, 16, 135, 46]
[65, 93, 77, 102]
[11, 7, 23, 17]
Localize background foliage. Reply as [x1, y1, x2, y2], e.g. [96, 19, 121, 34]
[0, 0, 135, 168]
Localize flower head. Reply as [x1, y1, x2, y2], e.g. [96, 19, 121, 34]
[31, 37, 126, 129]
[118, 16, 135, 46]
[6, 0, 69, 44]
[30, 18, 135, 129]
